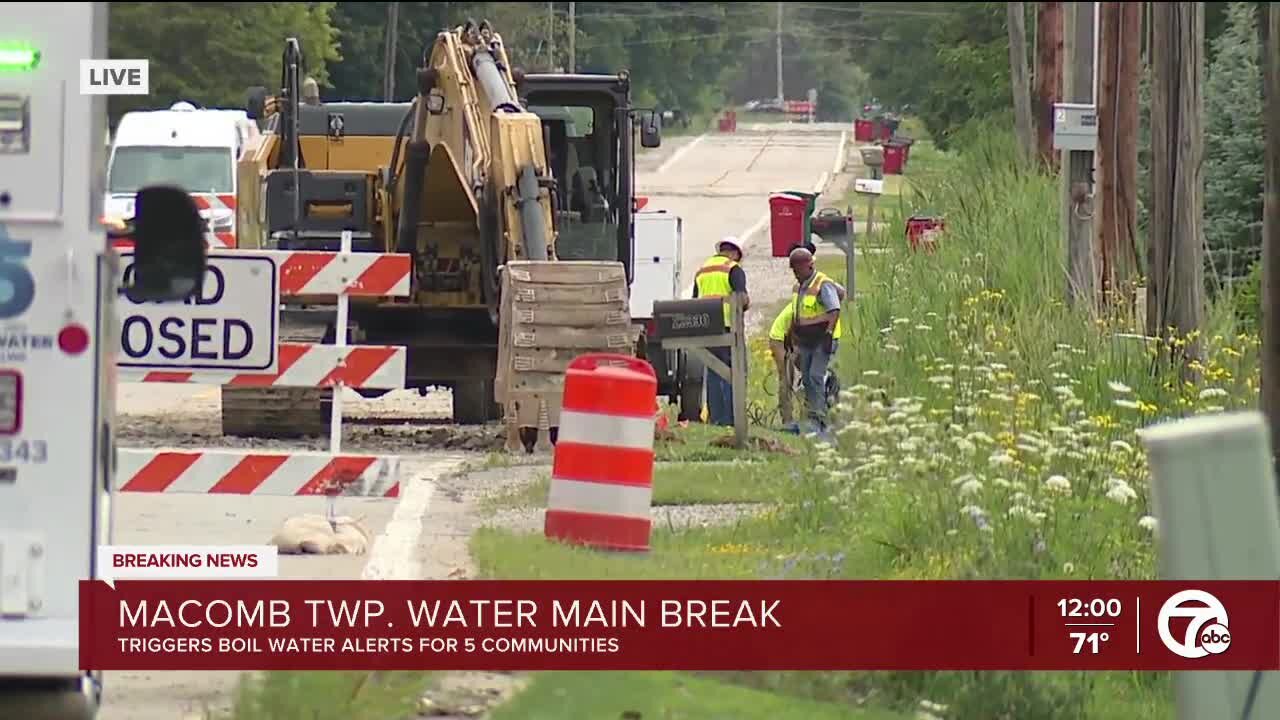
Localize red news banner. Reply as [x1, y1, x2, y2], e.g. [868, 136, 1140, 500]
[79, 580, 1280, 672]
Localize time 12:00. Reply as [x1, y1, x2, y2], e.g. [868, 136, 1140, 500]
[1058, 598, 1122, 618]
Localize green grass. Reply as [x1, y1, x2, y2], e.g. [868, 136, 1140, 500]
[489, 671, 907, 720]
[471, 524, 777, 581]
[213, 671, 432, 720]
[485, 456, 794, 511]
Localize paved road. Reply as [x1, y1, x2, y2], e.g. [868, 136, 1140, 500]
[92, 121, 849, 719]
[636, 123, 849, 296]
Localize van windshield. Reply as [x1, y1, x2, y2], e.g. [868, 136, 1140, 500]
[107, 146, 233, 194]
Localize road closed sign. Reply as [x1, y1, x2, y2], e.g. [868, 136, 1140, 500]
[115, 253, 279, 373]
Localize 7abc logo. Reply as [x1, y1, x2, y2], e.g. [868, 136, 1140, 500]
[1157, 589, 1232, 659]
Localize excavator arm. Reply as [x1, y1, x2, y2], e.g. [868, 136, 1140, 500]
[391, 20, 557, 316]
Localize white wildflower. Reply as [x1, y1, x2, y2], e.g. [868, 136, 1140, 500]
[863, 370, 881, 377]
[1202, 405, 1226, 413]
[1138, 515, 1158, 532]
[1063, 562, 1075, 574]
[1114, 398, 1140, 410]
[988, 451, 1015, 467]
[991, 363, 1008, 371]
[968, 431, 995, 445]
[1054, 385, 1075, 398]
[1108, 381, 1133, 394]
[893, 317, 910, 326]
[885, 344, 902, 352]
[1199, 387, 1228, 400]
[1105, 478, 1138, 505]
[990, 393, 1014, 403]
[1109, 440, 1133, 454]
[928, 375, 953, 385]
[954, 438, 976, 454]
[958, 478, 983, 497]
[1044, 475, 1072, 495]
[915, 324, 933, 332]
[992, 477, 1013, 489]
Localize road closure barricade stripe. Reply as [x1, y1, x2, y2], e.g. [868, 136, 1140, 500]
[276, 251, 412, 297]
[113, 240, 414, 499]
[545, 353, 658, 552]
[117, 448, 401, 497]
[118, 343, 406, 389]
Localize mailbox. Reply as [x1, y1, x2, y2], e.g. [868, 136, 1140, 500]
[859, 145, 884, 168]
[653, 298, 727, 338]
[1052, 102, 1097, 152]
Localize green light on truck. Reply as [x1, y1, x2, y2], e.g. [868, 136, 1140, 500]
[0, 45, 40, 72]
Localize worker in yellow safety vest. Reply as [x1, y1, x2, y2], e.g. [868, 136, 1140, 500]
[770, 263, 846, 428]
[693, 236, 750, 426]
[785, 246, 842, 435]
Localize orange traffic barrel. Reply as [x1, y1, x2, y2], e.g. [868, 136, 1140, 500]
[544, 353, 658, 552]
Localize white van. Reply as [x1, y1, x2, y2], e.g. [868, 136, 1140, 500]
[104, 101, 258, 248]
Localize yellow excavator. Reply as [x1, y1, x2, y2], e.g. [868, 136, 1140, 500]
[226, 21, 662, 444]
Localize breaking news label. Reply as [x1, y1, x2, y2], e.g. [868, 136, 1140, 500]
[96, 545, 279, 588]
[78, 580, 1280, 672]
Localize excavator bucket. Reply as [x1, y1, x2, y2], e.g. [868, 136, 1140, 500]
[496, 260, 634, 452]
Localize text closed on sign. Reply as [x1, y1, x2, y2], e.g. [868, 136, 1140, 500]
[116, 254, 279, 372]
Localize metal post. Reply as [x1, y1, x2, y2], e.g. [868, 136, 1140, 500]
[328, 230, 352, 516]
[730, 294, 747, 449]
[1140, 412, 1280, 720]
[775, 1, 784, 103]
[568, 1, 576, 73]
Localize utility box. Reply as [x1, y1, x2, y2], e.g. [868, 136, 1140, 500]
[1052, 102, 1097, 152]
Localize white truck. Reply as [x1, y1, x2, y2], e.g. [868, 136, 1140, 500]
[104, 101, 258, 249]
[0, 4, 207, 717]
[631, 210, 704, 421]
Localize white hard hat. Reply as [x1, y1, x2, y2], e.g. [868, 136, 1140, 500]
[718, 236, 744, 256]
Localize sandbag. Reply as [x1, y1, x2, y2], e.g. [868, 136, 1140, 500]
[270, 513, 371, 555]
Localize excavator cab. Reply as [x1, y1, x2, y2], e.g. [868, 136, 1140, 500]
[520, 72, 658, 282]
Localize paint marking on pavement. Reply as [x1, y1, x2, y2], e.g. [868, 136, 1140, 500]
[362, 457, 468, 580]
[811, 172, 830, 195]
[656, 133, 708, 174]
[740, 211, 771, 246]
[833, 130, 848, 176]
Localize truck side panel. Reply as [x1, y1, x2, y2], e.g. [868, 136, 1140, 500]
[0, 1, 111, 682]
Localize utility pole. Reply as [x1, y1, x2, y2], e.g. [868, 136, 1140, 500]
[1007, 2, 1034, 167]
[1036, 2, 1064, 170]
[568, 1, 576, 73]
[1262, 3, 1280, 476]
[776, 1, 785, 103]
[1147, 2, 1205, 369]
[1063, 2, 1097, 309]
[548, 2, 555, 71]
[1095, 2, 1141, 316]
[383, 1, 399, 101]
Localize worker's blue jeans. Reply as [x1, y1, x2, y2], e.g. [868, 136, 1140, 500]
[795, 340, 837, 432]
[705, 346, 735, 426]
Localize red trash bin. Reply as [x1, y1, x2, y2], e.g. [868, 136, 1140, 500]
[906, 215, 945, 253]
[879, 122, 893, 142]
[769, 193, 808, 257]
[882, 144, 906, 175]
[854, 119, 873, 142]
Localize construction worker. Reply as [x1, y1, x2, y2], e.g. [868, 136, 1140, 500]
[770, 259, 846, 429]
[693, 236, 750, 426]
[786, 246, 842, 435]
[302, 77, 321, 105]
[769, 302, 797, 426]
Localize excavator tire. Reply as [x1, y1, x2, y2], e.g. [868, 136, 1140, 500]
[452, 380, 503, 425]
[221, 387, 334, 438]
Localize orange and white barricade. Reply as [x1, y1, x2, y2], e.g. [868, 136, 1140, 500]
[114, 235, 414, 498]
[544, 353, 658, 552]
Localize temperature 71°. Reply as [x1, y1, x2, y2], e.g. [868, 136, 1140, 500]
[1070, 631, 1110, 654]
